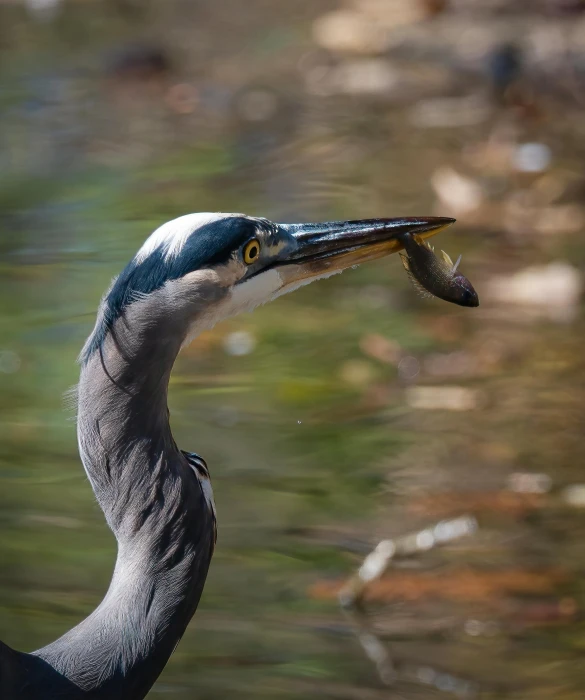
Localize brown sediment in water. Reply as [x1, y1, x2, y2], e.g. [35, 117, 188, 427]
[309, 568, 568, 603]
[408, 491, 547, 517]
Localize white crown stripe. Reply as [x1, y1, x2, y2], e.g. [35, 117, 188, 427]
[134, 213, 242, 264]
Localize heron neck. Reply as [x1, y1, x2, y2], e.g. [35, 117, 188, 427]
[32, 326, 215, 699]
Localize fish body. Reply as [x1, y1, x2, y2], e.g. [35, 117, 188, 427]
[399, 233, 479, 307]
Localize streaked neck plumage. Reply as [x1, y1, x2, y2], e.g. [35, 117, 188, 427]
[28, 297, 217, 700]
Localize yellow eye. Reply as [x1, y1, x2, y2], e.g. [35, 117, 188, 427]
[243, 238, 260, 264]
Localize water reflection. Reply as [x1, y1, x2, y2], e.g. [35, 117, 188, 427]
[1, 1, 585, 698]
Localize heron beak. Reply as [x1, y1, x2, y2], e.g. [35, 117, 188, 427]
[276, 217, 455, 286]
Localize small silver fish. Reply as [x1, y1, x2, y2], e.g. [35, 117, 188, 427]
[399, 233, 479, 307]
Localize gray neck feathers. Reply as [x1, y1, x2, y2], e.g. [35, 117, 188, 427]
[31, 279, 221, 699]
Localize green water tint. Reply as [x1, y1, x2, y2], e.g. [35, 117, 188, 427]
[2, 2, 585, 698]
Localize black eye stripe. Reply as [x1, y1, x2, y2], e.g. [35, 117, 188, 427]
[82, 216, 260, 363]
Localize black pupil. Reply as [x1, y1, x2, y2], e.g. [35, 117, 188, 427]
[248, 244, 258, 259]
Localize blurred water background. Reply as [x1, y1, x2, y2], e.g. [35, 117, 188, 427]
[2, 0, 585, 697]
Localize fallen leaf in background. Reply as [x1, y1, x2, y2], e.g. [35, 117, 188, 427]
[406, 385, 481, 411]
[487, 262, 583, 322]
[360, 334, 402, 365]
[431, 166, 485, 217]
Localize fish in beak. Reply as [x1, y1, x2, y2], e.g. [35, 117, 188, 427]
[400, 233, 479, 307]
[275, 217, 455, 291]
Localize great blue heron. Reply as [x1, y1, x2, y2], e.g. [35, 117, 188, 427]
[0, 212, 453, 699]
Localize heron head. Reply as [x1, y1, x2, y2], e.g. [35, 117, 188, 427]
[82, 212, 453, 363]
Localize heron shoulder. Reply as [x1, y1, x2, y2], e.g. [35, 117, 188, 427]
[182, 451, 217, 541]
